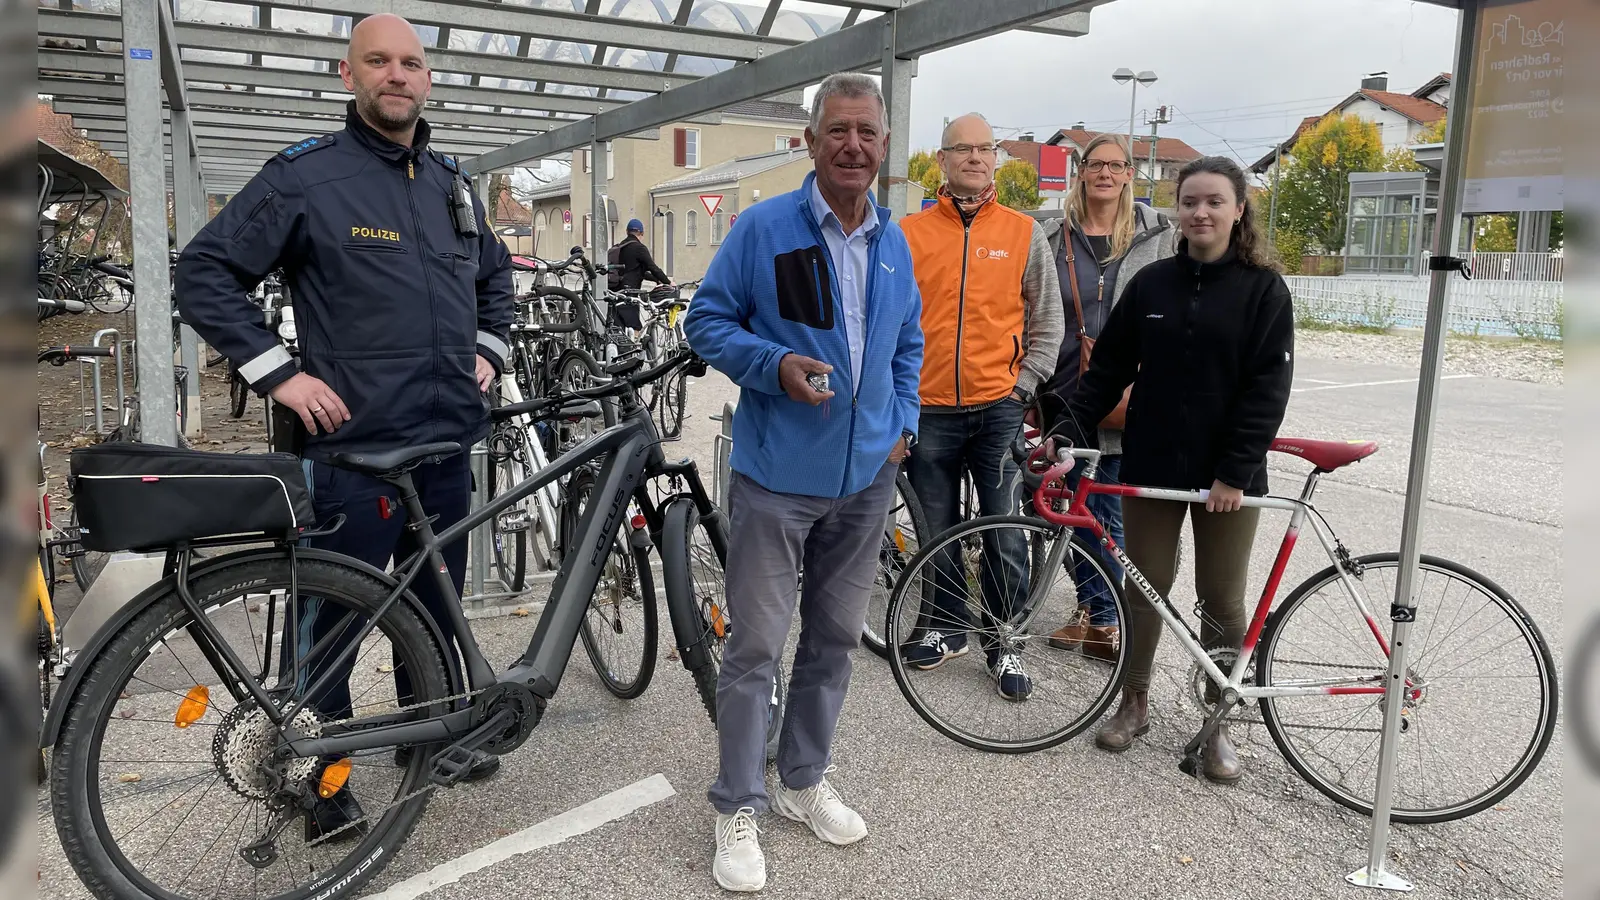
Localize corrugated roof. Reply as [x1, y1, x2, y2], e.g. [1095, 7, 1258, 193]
[652, 147, 809, 192]
[522, 173, 572, 202]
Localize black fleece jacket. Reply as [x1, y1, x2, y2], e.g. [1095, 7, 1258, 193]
[1040, 244, 1294, 496]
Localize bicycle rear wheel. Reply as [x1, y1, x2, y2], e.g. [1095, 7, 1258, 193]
[51, 553, 454, 900]
[1258, 552, 1558, 824]
[884, 516, 1128, 753]
[564, 468, 658, 699]
[862, 471, 927, 660]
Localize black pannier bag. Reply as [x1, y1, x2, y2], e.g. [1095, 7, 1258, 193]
[69, 442, 315, 552]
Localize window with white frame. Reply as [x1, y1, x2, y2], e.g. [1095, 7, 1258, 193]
[582, 214, 592, 248]
[684, 129, 700, 168]
[711, 206, 733, 245]
[685, 209, 698, 245]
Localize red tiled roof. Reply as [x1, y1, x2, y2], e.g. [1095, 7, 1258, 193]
[36, 102, 127, 187]
[494, 185, 531, 224]
[1044, 129, 1202, 163]
[1359, 90, 1447, 125]
[997, 140, 1041, 169]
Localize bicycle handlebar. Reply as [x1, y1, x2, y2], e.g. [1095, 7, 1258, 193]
[39, 346, 116, 365]
[492, 349, 705, 422]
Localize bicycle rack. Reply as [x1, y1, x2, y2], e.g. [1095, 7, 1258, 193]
[88, 328, 124, 434]
[464, 440, 524, 611]
[712, 401, 735, 515]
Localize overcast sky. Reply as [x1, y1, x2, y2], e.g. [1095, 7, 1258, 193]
[894, 0, 1461, 166]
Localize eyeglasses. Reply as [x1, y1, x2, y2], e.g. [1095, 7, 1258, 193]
[941, 143, 999, 157]
[1083, 160, 1131, 174]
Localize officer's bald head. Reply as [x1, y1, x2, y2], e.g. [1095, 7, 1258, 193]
[340, 14, 431, 142]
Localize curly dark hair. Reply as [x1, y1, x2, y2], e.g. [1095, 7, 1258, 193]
[1176, 156, 1281, 272]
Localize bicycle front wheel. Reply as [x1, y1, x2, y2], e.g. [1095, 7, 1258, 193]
[564, 468, 658, 699]
[51, 552, 454, 900]
[885, 516, 1128, 753]
[1258, 553, 1558, 824]
[660, 497, 728, 726]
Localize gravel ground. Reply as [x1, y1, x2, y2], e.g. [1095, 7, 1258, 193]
[1293, 328, 1564, 385]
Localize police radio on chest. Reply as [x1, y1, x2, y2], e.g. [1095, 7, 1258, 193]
[447, 156, 479, 238]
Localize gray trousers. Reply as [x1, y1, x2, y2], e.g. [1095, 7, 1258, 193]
[707, 461, 899, 814]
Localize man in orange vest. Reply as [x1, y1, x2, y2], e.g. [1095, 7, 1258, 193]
[899, 113, 1064, 701]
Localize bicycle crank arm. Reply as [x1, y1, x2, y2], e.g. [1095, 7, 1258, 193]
[1178, 698, 1238, 779]
[428, 707, 518, 786]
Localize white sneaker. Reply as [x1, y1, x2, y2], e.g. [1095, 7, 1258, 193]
[773, 765, 868, 846]
[713, 807, 766, 892]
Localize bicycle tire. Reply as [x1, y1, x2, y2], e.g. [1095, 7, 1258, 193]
[862, 471, 928, 660]
[482, 420, 530, 594]
[51, 554, 453, 900]
[68, 505, 109, 593]
[659, 497, 727, 727]
[228, 365, 249, 419]
[563, 468, 659, 699]
[555, 348, 618, 440]
[655, 367, 689, 441]
[884, 515, 1129, 754]
[1257, 552, 1558, 824]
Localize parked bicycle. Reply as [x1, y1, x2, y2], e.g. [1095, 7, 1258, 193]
[884, 438, 1557, 824]
[44, 349, 742, 900]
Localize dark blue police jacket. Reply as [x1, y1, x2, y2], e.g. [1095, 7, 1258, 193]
[175, 102, 515, 462]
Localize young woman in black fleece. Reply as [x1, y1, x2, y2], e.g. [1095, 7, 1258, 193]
[1040, 156, 1294, 783]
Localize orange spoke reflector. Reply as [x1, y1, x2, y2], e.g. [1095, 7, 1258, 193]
[174, 685, 209, 728]
[709, 604, 727, 639]
[319, 758, 353, 798]
[893, 527, 907, 553]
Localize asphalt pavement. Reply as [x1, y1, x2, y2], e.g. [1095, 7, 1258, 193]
[34, 354, 1564, 900]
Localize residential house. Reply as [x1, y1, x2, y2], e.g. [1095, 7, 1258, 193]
[519, 98, 816, 275]
[998, 128, 1200, 210]
[1251, 73, 1450, 175]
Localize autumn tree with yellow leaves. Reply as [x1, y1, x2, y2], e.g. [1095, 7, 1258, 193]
[1271, 113, 1384, 253]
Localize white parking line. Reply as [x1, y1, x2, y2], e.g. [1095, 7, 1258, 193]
[1291, 374, 1476, 393]
[1298, 378, 1343, 385]
[363, 774, 677, 900]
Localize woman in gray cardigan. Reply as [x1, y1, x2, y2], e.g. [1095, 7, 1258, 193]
[1037, 133, 1175, 660]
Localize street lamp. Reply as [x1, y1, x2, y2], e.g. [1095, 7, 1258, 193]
[1113, 68, 1158, 178]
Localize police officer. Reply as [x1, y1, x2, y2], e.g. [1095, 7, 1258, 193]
[175, 13, 514, 840]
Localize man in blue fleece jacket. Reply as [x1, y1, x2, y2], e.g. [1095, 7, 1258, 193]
[683, 73, 923, 893]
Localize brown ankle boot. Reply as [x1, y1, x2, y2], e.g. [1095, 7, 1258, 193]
[1046, 606, 1089, 650]
[1080, 625, 1120, 663]
[1203, 724, 1243, 783]
[1094, 689, 1149, 752]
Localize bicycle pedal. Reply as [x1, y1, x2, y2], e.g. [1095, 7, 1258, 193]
[427, 746, 480, 787]
[1177, 753, 1204, 780]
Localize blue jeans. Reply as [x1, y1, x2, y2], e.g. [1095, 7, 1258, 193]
[906, 400, 1029, 641]
[1068, 455, 1124, 627]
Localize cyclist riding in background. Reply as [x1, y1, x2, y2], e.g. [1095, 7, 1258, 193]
[897, 112, 1064, 701]
[611, 218, 673, 290]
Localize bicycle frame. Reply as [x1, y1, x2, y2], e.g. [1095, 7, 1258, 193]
[1031, 448, 1390, 703]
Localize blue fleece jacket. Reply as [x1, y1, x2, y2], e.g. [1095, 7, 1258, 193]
[683, 172, 923, 499]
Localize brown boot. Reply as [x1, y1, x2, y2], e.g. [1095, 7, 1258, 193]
[1202, 724, 1243, 784]
[1080, 625, 1120, 663]
[1094, 689, 1149, 752]
[1046, 606, 1089, 650]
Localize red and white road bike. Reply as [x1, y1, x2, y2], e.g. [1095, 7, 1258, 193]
[884, 436, 1558, 824]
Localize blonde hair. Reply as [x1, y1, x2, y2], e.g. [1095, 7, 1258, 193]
[1066, 133, 1137, 261]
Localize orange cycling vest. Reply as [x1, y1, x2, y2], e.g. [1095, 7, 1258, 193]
[901, 195, 1034, 408]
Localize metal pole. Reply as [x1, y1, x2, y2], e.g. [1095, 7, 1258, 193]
[122, 0, 179, 446]
[1127, 82, 1138, 176]
[1146, 117, 1159, 200]
[876, 12, 897, 215]
[590, 138, 608, 255]
[1268, 145, 1281, 245]
[170, 108, 204, 439]
[1347, 1, 1481, 891]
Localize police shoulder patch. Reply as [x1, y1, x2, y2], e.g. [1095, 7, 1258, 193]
[428, 149, 462, 172]
[279, 134, 336, 160]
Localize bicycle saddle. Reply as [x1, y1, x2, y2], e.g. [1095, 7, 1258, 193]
[1270, 437, 1378, 472]
[327, 442, 462, 477]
